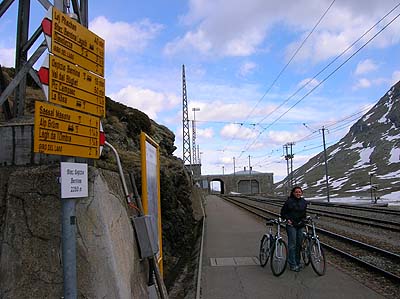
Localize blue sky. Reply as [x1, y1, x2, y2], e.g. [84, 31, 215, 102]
[2, 0, 400, 182]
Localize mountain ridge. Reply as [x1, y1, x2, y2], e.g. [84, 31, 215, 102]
[275, 80, 400, 200]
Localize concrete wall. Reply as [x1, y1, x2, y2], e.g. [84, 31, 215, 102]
[200, 172, 274, 195]
[0, 165, 149, 298]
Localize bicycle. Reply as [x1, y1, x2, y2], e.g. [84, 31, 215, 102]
[259, 218, 288, 276]
[301, 215, 326, 276]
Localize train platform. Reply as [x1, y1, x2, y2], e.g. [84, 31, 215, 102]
[197, 195, 384, 299]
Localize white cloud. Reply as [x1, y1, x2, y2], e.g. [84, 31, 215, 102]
[267, 130, 306, 144]
[164, 29, 212, 56]
[109, 85, 178, 119]
[239, 61, 257, 77]
[165, 0, 400, 62]
[188, 100, 265, 122]
[90, 16, 163, 53]
[197, 127, 214, 138]
[391, 70, 400, 85]
[353, 78, 371, 90]
[355, 59, 378, 75]
[297, 78, 321, 90]
[220, 123, 258, 140]
[0, 48, 15, 67]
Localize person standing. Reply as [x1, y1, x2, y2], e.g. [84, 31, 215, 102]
[281, 186, 307, 272]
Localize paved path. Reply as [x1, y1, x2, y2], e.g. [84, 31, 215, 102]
[199, 195, 383, 299]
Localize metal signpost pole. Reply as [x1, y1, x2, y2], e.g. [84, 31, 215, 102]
[62, 178, 77, 298]
[56, 0, 77, 295]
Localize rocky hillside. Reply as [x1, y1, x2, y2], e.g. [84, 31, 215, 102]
[275, 81, 400, 200]
[0, 66, 200, 290]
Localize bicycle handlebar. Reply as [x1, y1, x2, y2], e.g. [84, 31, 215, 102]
[305, 214, 320, 222]
[265, 218, 286, 225]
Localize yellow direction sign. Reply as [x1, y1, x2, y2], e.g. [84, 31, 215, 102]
[43, 6, 105, 76]
[34, 101, 100, 159]
[41, 55, 105, 117]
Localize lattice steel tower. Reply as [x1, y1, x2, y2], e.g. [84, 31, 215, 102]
[182, 65, 191, 166]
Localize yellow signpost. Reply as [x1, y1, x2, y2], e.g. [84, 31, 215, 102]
[51, 6, 105, 76]
[35, 6, 106, 159]
[47, 55, 105, 117]
[34, 101, 100, 158]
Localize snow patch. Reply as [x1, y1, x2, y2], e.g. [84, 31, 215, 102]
[352, 147, 374, 169]
[389, 147, 400, 163]
[377, 169, 400, 179]
[331, 177, 349, 190]
[349, 142, 363, 150]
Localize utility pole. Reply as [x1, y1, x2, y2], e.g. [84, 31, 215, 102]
[192, 107, 200, 164]
[283, 145, 289, 194]
[233, 157, 238, 192]
[369, 172, 374, 203]
[283, 144, 294, 193]
[287, 142, 295, 188]
[320, 126, 330, 202]
[248, 155, 252, 194]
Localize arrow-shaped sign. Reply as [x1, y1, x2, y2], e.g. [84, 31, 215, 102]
[41, 6, 105, 77]
[38, 54, 105, 117]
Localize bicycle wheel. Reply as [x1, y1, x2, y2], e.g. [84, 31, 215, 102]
[310, 239, 326, 276]
[259, 235, 272, 267]
[270, 239, 288, 276]
[301, 237, 311, 266]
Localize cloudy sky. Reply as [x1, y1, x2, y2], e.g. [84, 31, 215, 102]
[2, 0, 400, 182]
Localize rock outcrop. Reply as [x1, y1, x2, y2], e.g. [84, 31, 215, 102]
[0, 66, 200, 297]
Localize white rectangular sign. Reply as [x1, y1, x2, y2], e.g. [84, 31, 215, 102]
[61, 162, 88, 198]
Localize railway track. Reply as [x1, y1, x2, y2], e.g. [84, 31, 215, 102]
[239, 195, 400, 232]
[221, 195, 400, 284]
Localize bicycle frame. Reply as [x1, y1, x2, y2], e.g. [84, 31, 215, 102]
[274, 219, 284, 257]
[259, 218, 288, 276]
[310, 218, 323, 257]
[302, 215, 326, 275]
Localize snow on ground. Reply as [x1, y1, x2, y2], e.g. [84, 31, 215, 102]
[349, 141, 363, 149]
[308, 190, 400, 205]
[352, 147, 375, 169]
[331, 177, 349, 190]
[389, 147, 400, 163]
[377, 169, 400, 179]
[312, 177, 326, 187]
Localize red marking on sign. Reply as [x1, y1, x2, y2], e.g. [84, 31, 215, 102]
[38, 67, 49, 85]
[41, 18, 52, 36]
[99, 131, 105, 146]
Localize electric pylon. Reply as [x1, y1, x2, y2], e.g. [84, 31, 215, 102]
[182, 65, 191, 166]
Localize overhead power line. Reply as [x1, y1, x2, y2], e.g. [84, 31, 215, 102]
[244, 0, 337, 123]
[239, 3, 400, 157]
[221, 0, 335, 153]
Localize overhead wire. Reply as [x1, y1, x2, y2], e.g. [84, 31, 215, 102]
[219, 0, 336, 152]
[239, 3, 400, 157]
[248, 101, 389, 168]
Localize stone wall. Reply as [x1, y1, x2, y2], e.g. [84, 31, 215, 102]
[0, 165, 149, 298]
[200, 172, 274, 195]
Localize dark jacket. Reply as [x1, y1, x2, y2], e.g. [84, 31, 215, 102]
[280, 196, 307, 227]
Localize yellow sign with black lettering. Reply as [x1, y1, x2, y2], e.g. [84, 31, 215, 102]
[34, 101, 100, 158]
[51, 6, 105, 76]
[48, 55, 105, 117]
